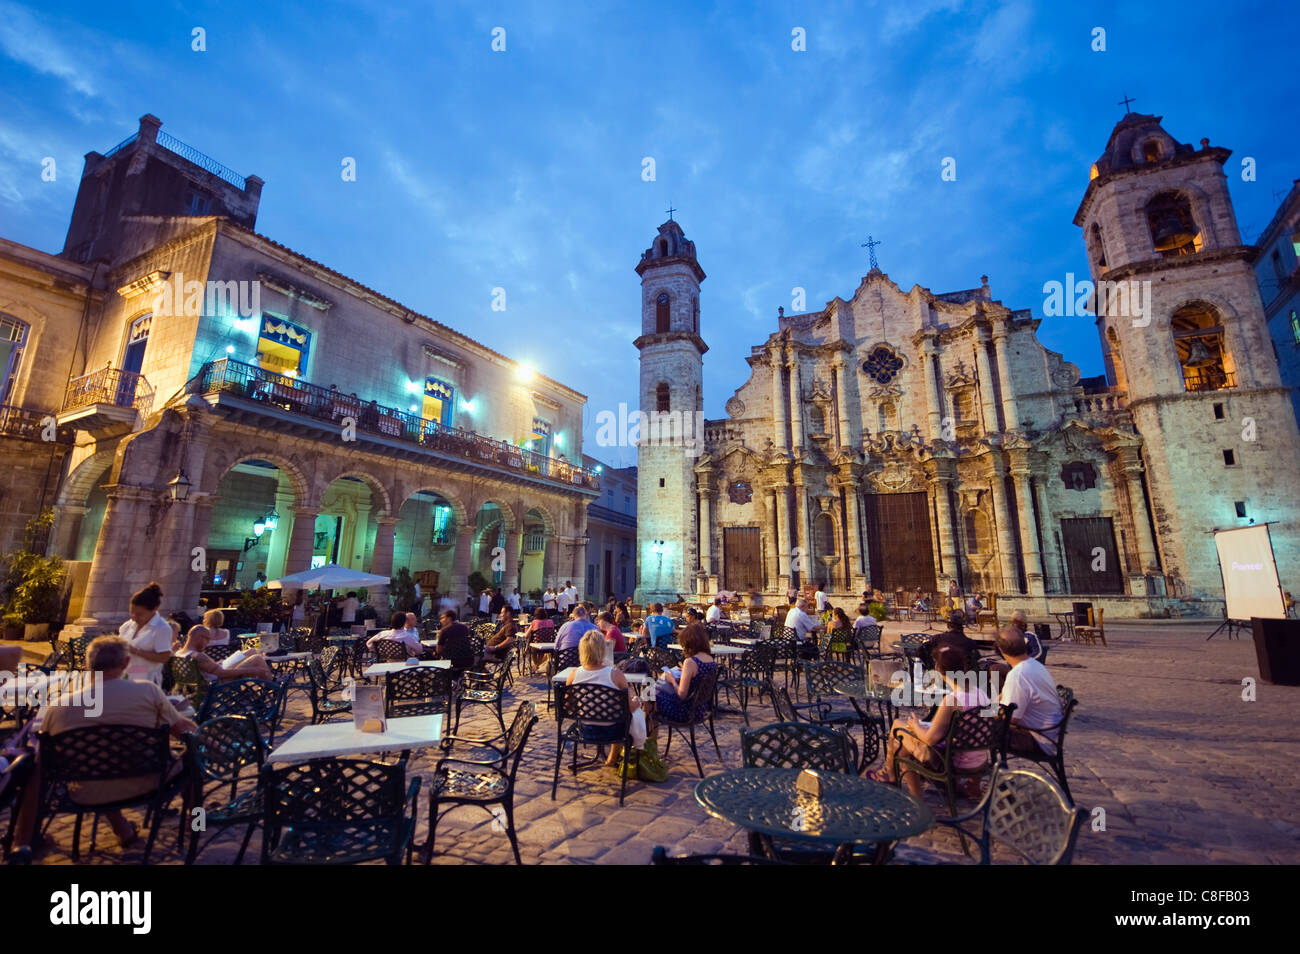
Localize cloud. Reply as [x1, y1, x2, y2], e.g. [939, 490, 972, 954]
[0, 2, 99, 97]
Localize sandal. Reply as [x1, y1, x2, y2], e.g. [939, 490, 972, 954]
[864, 768, 892, 784]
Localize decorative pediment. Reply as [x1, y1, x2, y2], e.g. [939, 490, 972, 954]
[945, 358, 975, 388]
[865, 459, 924, 493]
[868, 383, 904, 401]
[117, 270, 171, 299]
[806, 378, 834, 403]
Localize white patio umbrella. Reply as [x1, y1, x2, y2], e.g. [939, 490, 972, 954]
[267, 563, 390, 591]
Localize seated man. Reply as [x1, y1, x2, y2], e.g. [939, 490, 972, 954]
[434, 609, 475, 670]
[367, 611, 424, 656]
[921, 612, 981, 670]
[1007, 609, 1043, 660]
[706, 597, 725, 623]
[783, 598, 824, 642]
[177, 626, 272, 682]
[555, 604, 599, 652]
[19, 636, 197, 851]
[642, 603, 675, 649]
[996, 627, 1064, 757]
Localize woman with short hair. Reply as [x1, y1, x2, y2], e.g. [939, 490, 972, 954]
[565, 630, 646, 765]
[202, 609, 231, 646]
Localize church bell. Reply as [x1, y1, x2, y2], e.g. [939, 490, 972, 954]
[1181, 338, 1216, 368]
[1150, 210, 1196, 253]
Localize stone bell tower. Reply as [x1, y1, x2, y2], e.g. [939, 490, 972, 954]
[633, 219, 707, 603]
[1074, 111, 1300, 599]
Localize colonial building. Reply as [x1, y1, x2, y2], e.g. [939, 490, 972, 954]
[0, 114, 599, 633]
[582, 454, 637, 602]
[637, 112, 1300, 617]
[1252, 178, 1300, 425]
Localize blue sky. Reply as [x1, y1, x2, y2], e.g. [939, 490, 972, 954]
[2, 0, 1296, 468]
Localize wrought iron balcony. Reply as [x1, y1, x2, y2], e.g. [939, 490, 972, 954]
[0, 405, 71, 442]
[58, 367, 154, 435]
[189, 358, 600, 491]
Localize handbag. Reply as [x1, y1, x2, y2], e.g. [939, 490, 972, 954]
[636, 737, 669, 783]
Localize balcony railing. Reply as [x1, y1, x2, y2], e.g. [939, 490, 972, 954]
[62, 367, 155, 415]
[190, 358, 600, 490]
[1182, 368, 1237, 393]
[0, 405, 70, 442]
[156, 130, 247, 190]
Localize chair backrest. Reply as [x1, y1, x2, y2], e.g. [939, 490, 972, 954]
[501, 701, 538, 781]
[204, 643, 236, 663]
[857, 624, 882, 647]
[39, 723, 172, 787]
[197, 677, 281, 729]
[771, 685, 798, 723]
[1054, 686, 1078, 743]
[186, 714, 264, 785]
[384, 667, 454, 715]
[555, 645, 581, 672]
[740, 721, 852, 773]
[803, 660, 863, 700]
[372, 639, 409, 662]
[941, 707, 998, 770]
[982, 766, 1084, 864]
[681, 661, 720, 722]
[260, 757, 409, 861]
[738, 642, 777, 679]
[168, 654, 208, 709]
[558, 683, 630, 743]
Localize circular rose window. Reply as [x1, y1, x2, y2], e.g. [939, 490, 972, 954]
[862, 346, 904, 384]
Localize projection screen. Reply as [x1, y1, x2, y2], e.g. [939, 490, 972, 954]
[1213, 525, 1286, 620]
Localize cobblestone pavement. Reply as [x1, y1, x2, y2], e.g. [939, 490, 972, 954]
[9, 620, 1298, 865]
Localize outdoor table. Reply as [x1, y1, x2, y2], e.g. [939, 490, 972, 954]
[835, 678, 902, 726]
[268, 714, 443, 763]
[363, 659, 453, 679]
[552, 667, 652, 686]
[730, 637, 759, 646]
[694, 767, 932, 864]
[531, 641, 556, 652]
[1053, 612, 1077, 641]
[670, 642, 746, 655]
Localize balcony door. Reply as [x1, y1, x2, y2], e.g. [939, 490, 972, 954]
[257, 316, 311, 378]
[423, 377, 455, 426]
[117, 314, 151, 407]
[0, 314, 29, 405]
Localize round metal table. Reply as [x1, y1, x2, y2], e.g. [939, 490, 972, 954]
[695, 768, 932, 864]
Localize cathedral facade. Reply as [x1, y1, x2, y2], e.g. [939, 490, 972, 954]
[636, 113, 1300, 617]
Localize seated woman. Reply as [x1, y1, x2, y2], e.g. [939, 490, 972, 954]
[484, 605, 518, 662]
[176, 626, 272, 682]
[870, 645, 990, 798]
[202, 609, 232, 646]
[525, 609, 556, 670]
[825, 606, 855, 657]
[655, 622, 717, 723]
[565, 630, 647, 766]
[595, 611, 626, 652]
[614, 602, 633, 632]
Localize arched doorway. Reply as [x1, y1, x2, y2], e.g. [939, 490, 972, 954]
[393, 490, 459, 597]
[317, 474, 384, 572]
[520, 507, 551, 596]
[206, 459, 294, 594]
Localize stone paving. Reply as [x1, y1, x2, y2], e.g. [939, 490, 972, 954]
[6, 620, 1298, 865]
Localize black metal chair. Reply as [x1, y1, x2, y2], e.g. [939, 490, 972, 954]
[552, 683, 635, 806]
[372, 639, 410, 663]
[167, 655, 208, 712]
[36, 724, 185, 862]
[182, 715, 265, 864]
[203, 643, 237, 663]
[926, 765, 1085, 865]
[454, 648, 515, 735]
[545, 645, 581, 711]
[57, 633, 91, 671]
[718, 641, 777, 724]
[423, 701, 537, 865]
[384, 667, 455, 719]
[643, 646, 681, 678]
[306, 657, 353, 724]
[998, 685, 1078, 802]
[891, 706, 998, 825]
[740, 721, 854, 773]
[767, 627, 802, 697]
[1, 749, 35, 861]
[196, 677, 288, 746]
[770, 686, 861, 770]
[802, 660, 878, 770]
[259, 757, 421, 865]
[852, 624, 882, 664]
[822, 627, 855, 662]
[659, 663, 723, 777]
[898, 632, 931, 668]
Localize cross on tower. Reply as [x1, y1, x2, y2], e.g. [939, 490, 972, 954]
[1118, 93, 1136, 114]
[665, 203, 676, 222]
[861, 235, 882, 270]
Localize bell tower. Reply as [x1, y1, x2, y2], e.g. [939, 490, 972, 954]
[1074, 112, 1300, 600]
[633, 219, 707, 603]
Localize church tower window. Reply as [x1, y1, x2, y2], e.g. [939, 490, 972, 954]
[656, 381, 670, 412]
[1172, 303, 1234, 392]
[656, 293, 670, 333]
[1145, 191, 1201, 257]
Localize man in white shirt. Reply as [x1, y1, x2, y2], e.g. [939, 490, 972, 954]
[341, 591, 360, 624]
[478, 588, 492, 616]
[783, 599, 824, 641]
[814, 584, 828, 613]
[996, 627, 1063, 755]
[543, 587, 559, 614]
[706, 597, 724, 623]
[556, 584, 572, 615]
[853, 604, 879, 630]
[508, 588, 522, 611]
[564, 582, 578, 609]
[367, 611, 425, 655]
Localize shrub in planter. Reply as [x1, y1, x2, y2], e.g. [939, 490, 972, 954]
[868, 601, 887, 621]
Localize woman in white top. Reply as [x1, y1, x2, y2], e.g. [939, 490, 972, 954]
[202, 609, 231, 646]
[565, 630, 647, 762]
[121, 582, 174, 685]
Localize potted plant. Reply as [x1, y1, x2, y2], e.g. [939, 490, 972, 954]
[237, 586, 281, 628]
[2, 611, 24, 641]
[1, 510, 67, 641]
[389, 567, 417, 613]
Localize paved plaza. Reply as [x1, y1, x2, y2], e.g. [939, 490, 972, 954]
[8, 620, 1298, 865]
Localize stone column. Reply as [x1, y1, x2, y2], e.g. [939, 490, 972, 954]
[152, 491, 209, 617]
[832, 357, 851, 448]
[842, 482, 867, 594]
[931, 474, 958, 591]
[774, 483, 792, 591]
[698, 486, 713, 578]
[264, 488, 296, 581]
[991, 320, 1019, 432]
[794, 479, 812, 587]
[987, 459, 1020, 593]
[50, 504, 89, 559]
[542, 535, 557, 590]
[183, 496, 215, 615]
[787, 351, 804, 452]
[1032, 476, 1063, 593]
[765, 489, 781, 589]
[921, 336, 943, 441]
[1119, 447, 1160, 593]
[1010, 469, 1045, 595]
[368, 516, 398, 612]
[72, 485, 157, 631]
[348, 500, 372, 570]
[280, 505, 319, 605]
[451, 525, 475, 604]
[770, 348, 788, 452]
[974, 327, 1000, 433]
[504, 528, 522, 593]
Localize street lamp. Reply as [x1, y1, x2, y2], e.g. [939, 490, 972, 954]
[166, 470, 191, 501]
